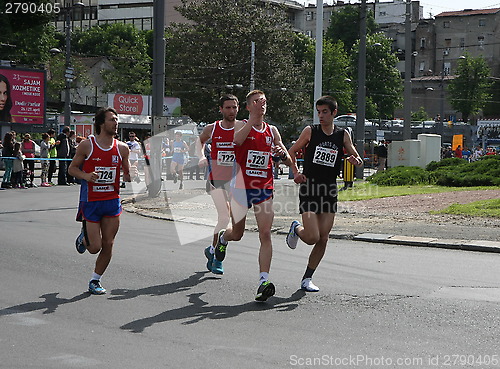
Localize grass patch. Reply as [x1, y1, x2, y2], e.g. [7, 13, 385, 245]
[431, 199, 500, 217]
[338, 182, 500, 202]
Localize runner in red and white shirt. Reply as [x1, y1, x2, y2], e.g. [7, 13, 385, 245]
[214, 90, 291, 302]
[68, 107, 131, 295]
[197, 94, 238, 275]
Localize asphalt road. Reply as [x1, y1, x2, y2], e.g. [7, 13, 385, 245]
[2, 185, 500, 369]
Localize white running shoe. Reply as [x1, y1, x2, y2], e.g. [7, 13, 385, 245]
[301, 278, 319, 292]
[286, 220, 300, 249]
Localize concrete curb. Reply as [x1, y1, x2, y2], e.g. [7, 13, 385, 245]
[353, 233, 500, 253]
[123, 200, 500, 253]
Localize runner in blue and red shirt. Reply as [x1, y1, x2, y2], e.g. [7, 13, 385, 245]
[214, 90, 292, 302]
[69, 107, 131, 295]
[197, 94, 238, 275]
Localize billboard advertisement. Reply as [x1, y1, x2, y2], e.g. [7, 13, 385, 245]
[108, 94, 181, 117]
[0, 67, 46, 124]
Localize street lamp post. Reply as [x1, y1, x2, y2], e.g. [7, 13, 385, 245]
[63, 2, 84, 127]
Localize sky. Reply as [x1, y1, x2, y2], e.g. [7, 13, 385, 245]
[417, 0, 500, 17]
[305, 1, 500, 18]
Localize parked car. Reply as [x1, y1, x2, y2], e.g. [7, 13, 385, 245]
[334, 114, 375, 127]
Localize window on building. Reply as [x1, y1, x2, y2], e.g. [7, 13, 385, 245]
[305, 30, 312, 37]
[420, 38, 426, 49]
[479, 18, 486, 27]
[460, 38, 465, 50]
[306, 12, 313, 21]
[443, 21, 450, 28]
[478, 36, 485, 49]
[379, 11, 387, 16]
[444, 62, 451, 76]
[419, 61, 425, 72]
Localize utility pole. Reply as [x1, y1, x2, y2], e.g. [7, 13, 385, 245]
[355, 0, 367, 179]
[250, 41, 255, 91]
[313, 0, 323, 124]
[403, 0, 412, 141]
[148, 0, 166, 198]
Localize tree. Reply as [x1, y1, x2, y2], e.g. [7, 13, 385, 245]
[325, 4, 378, 55]
[0, 0, 57, 67]
[322, 39, 354, 114]
[447, 53, 493, 123]
[166, 0, 310, 141]
[72, 23, 152, 94]
[412, 106, 430, 122]
[351, 33, 403, 120]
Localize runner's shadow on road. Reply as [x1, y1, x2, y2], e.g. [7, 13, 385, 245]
[0, 292, 90, 317]
[108, 271, 218, 301]
[120, 289, 307, 333]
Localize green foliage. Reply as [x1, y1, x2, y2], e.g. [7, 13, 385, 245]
[425, 157, 464, 171]
[0, 0, 57, 67]
[72, 23, 152, 94]
[411, 107, 430, 122]
[369, 156, 500, 187]
[432, 156, 500, 186]
[447, 53, 492, 123]
[323, 39, 354, 114]
[434, 198, 500, 217]
[166, 0, 310, 140]
[351, 33, 403, 120]
[367, 166, 435, 186]
[325, 5, 378, 54]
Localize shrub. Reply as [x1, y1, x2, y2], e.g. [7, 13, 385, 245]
[368, 155, 499, 187]
[367, 166, 436, 186]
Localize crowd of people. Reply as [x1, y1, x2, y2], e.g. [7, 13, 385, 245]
[0, 128, 83, 189]
[441, 144, 497, 161]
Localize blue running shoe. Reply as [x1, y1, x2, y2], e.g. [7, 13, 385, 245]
[211, 258, 224, 275]
[215, 230, 228, 261]
[75, 229, 86, 254]
[286, 220, 300, 250]
[88, 280, 106, 295]
[255, 281, 275, 302]
[204, 246, 214, 272]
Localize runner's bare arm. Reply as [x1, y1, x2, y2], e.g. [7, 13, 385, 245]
[343, 130, 363, 166]
[196, 123, 214, 167]
[288, 126, 311, 183]
[233, 120, 252, 146]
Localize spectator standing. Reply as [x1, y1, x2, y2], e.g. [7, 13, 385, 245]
[39, 133, 51, 187]
[56, 126, 71, 185]
[455, 145, 463, 159]
[1, 132, 15, 189]
[126, 132, 142, 183]
[67, 130, 77, 184]
[47, 129, 58, 185]
[11, 142, 25, 188]
[21, 133, 36, 187]
[375, 141, 388, 172]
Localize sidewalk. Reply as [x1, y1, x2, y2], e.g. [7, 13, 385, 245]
[122, 177, 500, 253]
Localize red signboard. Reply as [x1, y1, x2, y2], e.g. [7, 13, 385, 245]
[0, 67, 46, 124]
[112, 94, 146, 115]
